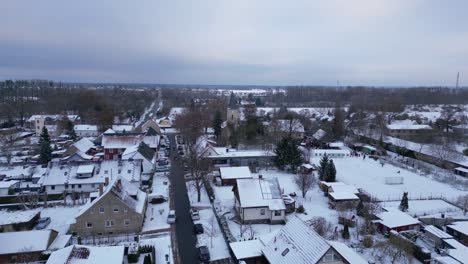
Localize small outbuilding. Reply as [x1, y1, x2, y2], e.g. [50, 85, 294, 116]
[219, 166, 252, 185]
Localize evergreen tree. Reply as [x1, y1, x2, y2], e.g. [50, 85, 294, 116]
[318, 155, 330, 181]
[274, 137, 303, 171]
[356, 200, 366, 217]
[228, 92, 237, 108]
[326, 160, 337, 182]
[143, 255, 151, 264]
[212, 110, 223, 138]
[69, 127, 77, 140]
[342, 224, 350, 239]
[399, 192, 409, 212]
[255, 97, 262, 107]
[39, 126, 52, 164]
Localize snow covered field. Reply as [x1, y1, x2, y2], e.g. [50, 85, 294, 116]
[381, 199, 462, 217]
[312, 156, 468, 201]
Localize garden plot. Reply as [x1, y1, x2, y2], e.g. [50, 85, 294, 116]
[314, 157, 468, 201]
[380, 199, 463, 217]
[140, 235, 173, 264]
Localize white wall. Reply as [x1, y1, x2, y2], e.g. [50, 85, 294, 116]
[45, 183, 102, 194]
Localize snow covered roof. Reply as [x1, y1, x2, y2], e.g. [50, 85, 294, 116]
[376, 208, 419, 228]
[387, 124, 432, 130]
[329, 142, 345, 148]
[76, 164, 95, 175]
[103, 128, 116, 134]
[328, 192, 360, 201]
[328, 241, 368, 264]
[448, 221, 468, 235]
[207, 148, 275, 158]
[443, 238, 468, 263]
[329, 185, 359, 194]
[72, 138, 95, 153]
[76, 176, 146, 218]
[300, 163, 314, 169]
[312, 149, 351, 155]
[433, 256, 463, 264]
[122, 142, 154, 161]
[112, 124, 134, 133]
[236, 178, 285, 210]
[454, 167, 468, 173]
[320, 181, 346, 188]
[74, 124, 98, 132]
[424, 225, 453, 239]
[102, 134, 159, 149]
[42, 160, 142, 186]
[28, 115, 79, 122]
[0, 180, 18, 189]
[46, 245, 124, 264]
[0, 209, 40, 225]
[262, 217, 330, 264]
[312, 129, 326, 140]
[0, 229, 57, 254]
[219, 166, 252, 180]
[47, 234, 72, 251]
[229, 240, 263, 260]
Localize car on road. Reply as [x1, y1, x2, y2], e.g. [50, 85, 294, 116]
[198, 246, 210, 262]
[167, 210, 176, 224]
[34, 217, 51, 230]
[190, 208, 200, 220]
[194, 223, 204, 234]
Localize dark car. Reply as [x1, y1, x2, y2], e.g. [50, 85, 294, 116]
[197, 246, 210, 262]
[194, 223, 204, 234]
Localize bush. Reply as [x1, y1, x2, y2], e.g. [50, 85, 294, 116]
[363, 235, 373, 248]
[127, 252, 140, 263]
[296, 205, 305, 213]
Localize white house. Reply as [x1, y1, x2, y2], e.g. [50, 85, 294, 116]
[0, 180, 19, 196]
[74, 124, 99, 137]
[41, 160, 143, 194]
[262, 217, 367, 264]
[121, 142, 156, 176]
[233, 177, 286, 224]
[311, 149, 351, 158]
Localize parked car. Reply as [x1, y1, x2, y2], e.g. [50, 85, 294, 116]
[190, 208, 200, 220]
[34, 217, 51, 230]
[197, 246, 210, 262]
[177, 145, 183, 151]
[148, 194, 167, 204]
[155, 166, 169, 172]
[167, 210, 176, 224]
[194, 223, 204, 234]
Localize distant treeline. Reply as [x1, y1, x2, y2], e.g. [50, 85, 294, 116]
[0, 80, 157, 128]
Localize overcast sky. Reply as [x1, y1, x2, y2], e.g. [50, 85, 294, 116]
[1, 0, 467, 86]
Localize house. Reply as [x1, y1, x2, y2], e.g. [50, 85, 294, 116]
[423, 225, 453, 248]
[202, 147, 275, 167]
[46, 245, 125, 264]
[0, 210, 40, 232]
[446, 221, 468, 245]
[64, 138, 96, 161]
[233, 178, 286, 224]
[311, 149, 351, 158]
[453, 167, 468, 178]
[328, 192, 360, 209]
[262, 217, 367, 264]
[298, 163, 316, 174]
[28, 114, 80, 136]
[111, 124, 134, 133]
[312, 129, 327, 141]
[0, 229, 60, 263]
[101, 132, 159, 160]
[387, 124, 432, 138]
[374, 208, 420, 234]
[0, 180, 19, 196]
[229, 240, 264, 264]
[439, 238, 468, 263]
[158, 117, 172, 128]
[71, 177, 146, 237]
[121, 142, 156, 176]
[41, 159, 143, 194]
[74, 124, 99, 137]
[219, 166, 252, 185]
[319, 181, 346, 192]
[140, 119, 162, 134]
[269, 119, 305, 140]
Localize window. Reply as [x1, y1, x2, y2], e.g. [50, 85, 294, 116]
[113, 206, 119, 212]
[91, 184, 95, 188]
[65, 184, 69, 189]
[99, 207, 105, 213]
[86, 222, 93, 228]
[127, 170, 131, 173]
[274, 210, 282, 216]
[260, 209, 266, 215]
[105, 220, 115, 227]
[71, 184, 75, 189]
[118, 169, 121, 173]
[78, 184, 82, 188]
[124, 219, 130, 226]
[51, 185, 55, 190]
[322, 251, 341, 262]
[97, 232, 103, 236]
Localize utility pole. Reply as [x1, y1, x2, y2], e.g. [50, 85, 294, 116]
[456, 72, 459, 89]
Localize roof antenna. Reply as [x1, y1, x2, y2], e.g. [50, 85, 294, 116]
[456, 72, 460, 89]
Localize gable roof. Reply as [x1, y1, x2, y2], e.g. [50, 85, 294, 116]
[376, 207, 419, 228]
[145, 126, 159, 136]
[122, 142, 154, 161]
[0, 229, 58, 255]
[73, 138, 95, 153]
[328, 241, 368, 264]
[262, 217, 330, 264]
[46, 245, 124, 264]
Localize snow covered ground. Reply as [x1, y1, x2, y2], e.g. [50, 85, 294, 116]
[140, 234, 173, 264]
[311, 156, 468, 201]
[142, 173, 170, 232]
[381, 199, 463, 217]
[185, 180, 230, 260]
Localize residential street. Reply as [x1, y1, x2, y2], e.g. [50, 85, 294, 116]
[168, 135, 199, 264]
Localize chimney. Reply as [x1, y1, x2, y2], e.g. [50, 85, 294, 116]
[104, 177, 109, 186]
[98, 185, 103, 196]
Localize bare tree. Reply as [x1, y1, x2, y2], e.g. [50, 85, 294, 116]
[456, 195, 468, 215]
[206, 215, 219, 248]
[239, 223, 257, 240]
[430, 140, 461, 164]
[373, 235, 413, 264]
[307, 217, 333, 238]
[17, 192, 40, 210]
[294, 172, 316, 198]
[185, 144, 212, 203]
